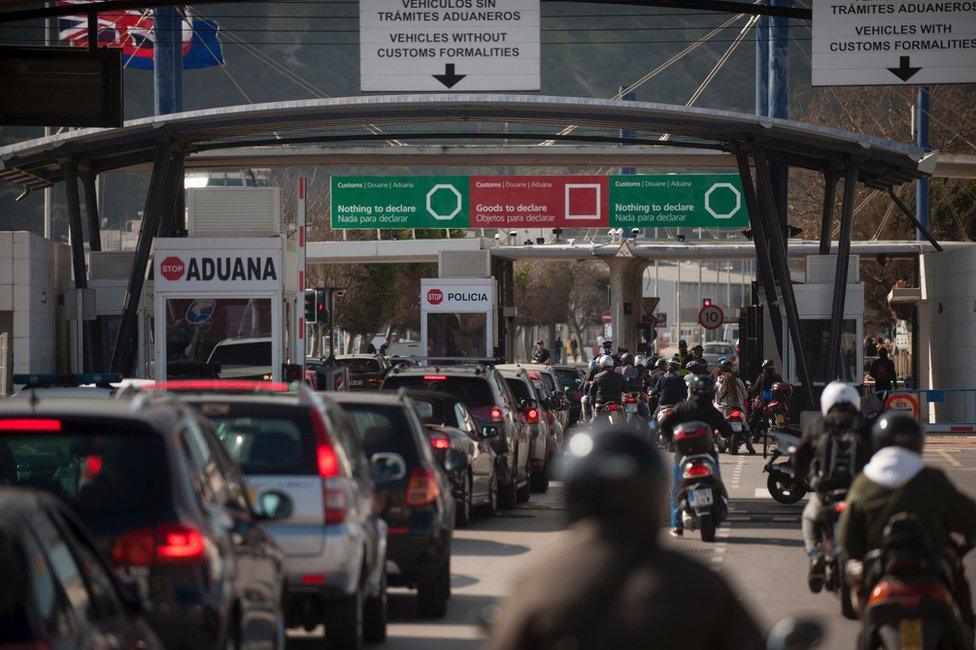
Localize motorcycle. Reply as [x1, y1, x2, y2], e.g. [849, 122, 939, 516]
[856, 515, 973, 649]
[673, 424, 728, 543]
[593, 401, 622, 425]
[622, 391, 646, 425]
[810, 499, 856, 617]
[655, 405, 675, 449]
[764, 427, 809, 504]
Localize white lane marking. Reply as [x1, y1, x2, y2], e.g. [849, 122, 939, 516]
[755, 488, 771, 498]
[729, 455, 745, 489]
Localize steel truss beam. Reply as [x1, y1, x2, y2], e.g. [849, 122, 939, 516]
[827, 163, 859, 382]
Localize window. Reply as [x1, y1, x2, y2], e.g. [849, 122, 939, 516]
[19, 525, 75, 638]
[336, 358, 382, 374]
[796, 319, 858, 383]
[325, 409, 369, 482]
[341, 404, 421, 464]
[426, 313, 487, 357]
[382, 376, 495, 408]
[31, 513, 92, 628]
[53, 512, 126, 622]
[505, 377, 533, 403]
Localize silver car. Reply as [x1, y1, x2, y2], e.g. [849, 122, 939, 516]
[185, 387, 388, 648]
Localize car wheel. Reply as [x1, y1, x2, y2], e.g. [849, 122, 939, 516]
[325, 582, 364, 649]
[482, 473, 499, 516]
[499, 474, 517, 510]
[363, 569, 387, 644]
[516, 466, 532, 504]
[531, 455, 551, 493]
[273, 592, 286, 650]
[417, 555, 450, 619]
[222, 610, 241, 650]
[456, 474, 472, 528]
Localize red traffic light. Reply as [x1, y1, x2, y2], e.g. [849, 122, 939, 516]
[702, 298, 712, 307]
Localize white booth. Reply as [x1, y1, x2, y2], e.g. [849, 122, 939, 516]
[420, 278, 497, 360]
[153, 237, 299, 381]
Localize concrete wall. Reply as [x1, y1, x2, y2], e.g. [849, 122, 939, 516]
[0, 232, 71, 377]
[920, 245, 976, 423]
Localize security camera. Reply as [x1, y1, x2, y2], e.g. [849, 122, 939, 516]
[676, 234, 686, 243]
[631, 228, 640, 237]
[494, 233, 500, 240]
[508, 230, 517, 238]
[552, 227, 563, 236]
[334, 288, 347, 299]
[567, 238, 576, 245]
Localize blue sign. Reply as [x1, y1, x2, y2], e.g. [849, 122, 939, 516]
[186, 299, 215, 325]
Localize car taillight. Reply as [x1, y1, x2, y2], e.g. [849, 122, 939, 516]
[430, 434, 450, 450]
[405, 467, 439, 507]
[608, 403, 620, 412]
[323, 477, 348, 524]
[490, 406, 505, 423]
[365, 377, 381, 386]
[526, 408, 539, 424]
[0, 418, 62, 431]
[683, 461, 712, 478]
[311, 409, 346, 524]
[423, 375, 447, 381]
[317, 443, 339, 477]
[112, 525, 206, 565]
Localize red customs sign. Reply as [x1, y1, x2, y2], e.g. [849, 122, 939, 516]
[470, 176, 610, 228]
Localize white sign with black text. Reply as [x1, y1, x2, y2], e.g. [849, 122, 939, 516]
[812, 0, 976, 86]
[421, 278, 495, 312]
[155, 248, 283, 292]
[360, 0, 540, 92]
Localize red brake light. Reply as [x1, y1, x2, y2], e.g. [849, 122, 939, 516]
[683, 461, 712, 478]
[0, 418, 62, 431]
[730, 409, 743, 419]
[424, 375, 447, 381]
[835, 502, 847, 514]
[405, 467, 439, 507]
[301, 574, 326, 585]
[490, 406, 505, 423]
[148, 380, 289, 393]
[310, 409, 346, 524]
[526, 408, 540, 424]
[112, 525, 206, 565]
[608, 403, 620, 411]
[430, 435, 450, 450]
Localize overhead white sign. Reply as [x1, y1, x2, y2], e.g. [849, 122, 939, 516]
[360, 0, 540, 92]
[155, 249, 283, 292]
[812, 0, 976, 86]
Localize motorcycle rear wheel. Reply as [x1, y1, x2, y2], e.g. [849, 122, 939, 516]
[699, 513, 716, 542]
[767, 473, 807, 504]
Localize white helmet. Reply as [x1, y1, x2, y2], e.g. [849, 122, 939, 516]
[820, 381, 861, 416]
[598, 354, 615, 369]
[634, 355, 647, 368]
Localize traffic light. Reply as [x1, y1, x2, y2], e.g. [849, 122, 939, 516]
[315, 289, 328, 322]
[702, 297, 713, 307]
[304, 289, 317, 323]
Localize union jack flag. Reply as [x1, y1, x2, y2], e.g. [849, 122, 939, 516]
[58, 1, 223, 70]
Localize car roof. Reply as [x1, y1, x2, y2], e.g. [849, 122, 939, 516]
[0, 396, 184, 432]
[329, 391, 407, 406]
[0, 486, 58, 523]
[10, 386, 115, 399]
[497, 363, 555, 374]
[397, 389, 464, 405]
[177, 392, 305, 407]
[499, 368, 530, 380]
[390, 364, 489, 375]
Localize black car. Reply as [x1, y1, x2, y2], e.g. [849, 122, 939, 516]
[334, 354, 391, 391]
[0, 398, 288, 649]
[331, 392, 456, 619]
[401, 389, 500, 526]
[380, 365, 532, 509]
[550, 365, 586, 424]
[0, 487, 163, 649]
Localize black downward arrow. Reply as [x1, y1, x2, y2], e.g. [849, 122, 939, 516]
[433, 63, 466, 89]
[887, 56, 922, 82]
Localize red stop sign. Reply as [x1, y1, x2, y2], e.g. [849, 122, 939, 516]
[426, 289, 444, 305]
[159, 256, 185, 281]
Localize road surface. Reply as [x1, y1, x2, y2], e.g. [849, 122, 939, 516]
[292, 439, 976, 649]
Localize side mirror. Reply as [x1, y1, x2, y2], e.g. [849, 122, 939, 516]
[444, 448, 467, 473]
[257, 490, 294, 521]
[480, 425, 500, 439]
[370, 452, 407, 483]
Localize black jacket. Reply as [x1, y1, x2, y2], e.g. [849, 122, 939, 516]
[659, 397, 735, 444]
[589, 369, 628, 405]
[794, 411, 873, 485]
[749, 370, 783, 397]
[651, 372, 687, 407]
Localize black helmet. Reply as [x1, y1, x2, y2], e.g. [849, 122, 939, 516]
[872, 411, 924, 453]
[762, 359, 775, 370]
[686, 374, 715, 398]
[620, 353, 634, 367]
[655, 358, 668, 371]
[679, 339, 688, 348]
[720, 360, 734, 373]
[561, 425, 667, 531]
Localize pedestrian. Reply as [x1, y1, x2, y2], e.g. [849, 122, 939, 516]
[554, 337, 563, 364]
[488, 425, 764, 650]
[533, 339, 551, 364]
[571, 338, 580, 362]
[868, 346, 897, 393]
[864, 336, 878, 357]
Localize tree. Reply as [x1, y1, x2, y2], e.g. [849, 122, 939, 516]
[331, 264, 397, 352]
[566, 262, 610, 357]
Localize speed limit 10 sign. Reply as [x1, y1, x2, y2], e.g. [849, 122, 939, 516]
[698, 304, 724, 330]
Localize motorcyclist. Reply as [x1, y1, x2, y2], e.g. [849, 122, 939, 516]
[658, 375, 735, 538]
[581, 355, 608, 421]
[838, 411, 976, 626]
[650, 358, 687, 418]
[533, 339, 551, 364]
[711, 356, 729, 381]
[633, 355, 650, 391]
[649, 357, 668, 384]
[675, 340, 691, 372]
[748, 359, 783, 431]
[793, 381, 871, 591]
[488, 424, 765, 650]
[589, 355, 627, 419]
[686, 358, 708, 377]
[618, 353, 639, 389]
[715, 361, 753, 455]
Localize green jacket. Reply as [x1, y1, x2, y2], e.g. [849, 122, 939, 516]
[838, 467, 976, 561]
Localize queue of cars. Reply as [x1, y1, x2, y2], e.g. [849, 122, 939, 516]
[0, 360, 585, 649]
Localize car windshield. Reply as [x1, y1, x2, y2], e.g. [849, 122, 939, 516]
[0, 426, 169, 517]
[205, 404, 317, 475]
[337, 358, 382, 374]
[382, 375, 495, 408]
[410, 397, 460, 428]
[553, 368, 581, 391]
[704, 344, 734, 355]
[339, 403, 420, 463]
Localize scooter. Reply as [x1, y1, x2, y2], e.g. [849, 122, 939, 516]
[593, 401, 622, 425]
[856, 515, 973, 649]
[764, 427, 809, 504]
[673, 424, 728, 543]
[622, 391, 646, 425]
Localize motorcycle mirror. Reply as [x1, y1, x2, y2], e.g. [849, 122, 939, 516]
[766, 617, 824, 650]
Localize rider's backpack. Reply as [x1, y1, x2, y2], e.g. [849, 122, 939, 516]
[811, 425, 861, 503]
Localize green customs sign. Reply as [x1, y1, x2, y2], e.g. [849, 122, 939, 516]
[331, 174, 748, 229]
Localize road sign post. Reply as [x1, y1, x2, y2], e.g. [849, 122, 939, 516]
[698, 304, 724, 330]
[359, 0, 541, 92]
[812, 0, 976, 85]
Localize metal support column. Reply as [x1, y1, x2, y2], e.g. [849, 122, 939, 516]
[915, 86, 931, 241]
[153, 6, 183, 115]
[887, 188, 943, 252]
[734, 146, 784, 356]
[503, 259, 515, 361]
[81, 171, 101, 252]
[753, 146, 814, 404]
[155, 145, 186, 238]
[755, 6, 769, 118]
[62, 160, 93, 372]
[110, 140, 183, 375]
[818, 167, 839, 255]
[826, 163, 860, 381]
[768, 0, 790, 223]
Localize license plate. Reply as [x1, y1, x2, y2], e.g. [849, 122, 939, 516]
[625, 404, 638, 413]
[776, 415, 787, 425]
[731, 422, 742, 431]
[350, 380, 363, 387]
[688, 488, 714, 508]
[900, 619, 923, 650]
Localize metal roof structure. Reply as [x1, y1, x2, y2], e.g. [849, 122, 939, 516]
[0, 94, 933, 192]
